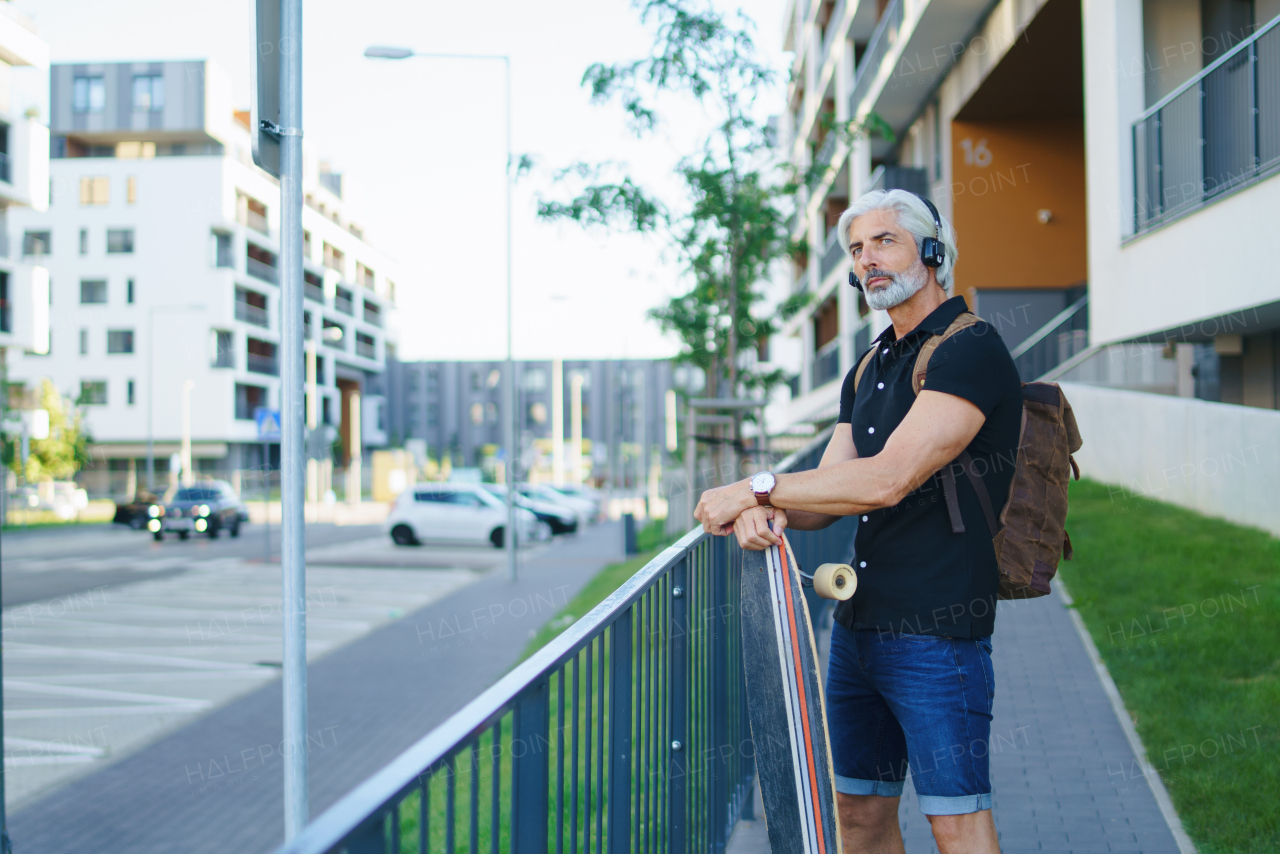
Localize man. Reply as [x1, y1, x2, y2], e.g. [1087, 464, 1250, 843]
[695, 189, 1021, 854]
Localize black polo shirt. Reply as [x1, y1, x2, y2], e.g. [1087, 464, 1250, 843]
[834, 296, 1022, 639]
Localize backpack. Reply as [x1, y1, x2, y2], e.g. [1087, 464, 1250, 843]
[853, 311, 1083, 600]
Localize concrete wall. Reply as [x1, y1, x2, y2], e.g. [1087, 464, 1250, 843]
[1062, 382, 1280, 536]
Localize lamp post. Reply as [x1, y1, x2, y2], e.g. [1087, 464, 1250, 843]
[146, 304, 205, 492]
[365, 45, 517, 582]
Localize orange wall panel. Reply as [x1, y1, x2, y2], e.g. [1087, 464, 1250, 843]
[950, 119, 1087, 302]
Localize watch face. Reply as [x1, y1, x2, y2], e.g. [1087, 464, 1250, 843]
[751, 472, 775, 493]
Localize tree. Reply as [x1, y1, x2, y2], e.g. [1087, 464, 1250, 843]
[537, 0, 882, 482]
[11, 379, 89, 482]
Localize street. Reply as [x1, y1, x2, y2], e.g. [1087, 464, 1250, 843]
[0, 521, 544, 811]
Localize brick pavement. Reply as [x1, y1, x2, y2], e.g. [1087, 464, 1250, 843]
[9, 521, 624, 854]
[728, 589, 1187, 853]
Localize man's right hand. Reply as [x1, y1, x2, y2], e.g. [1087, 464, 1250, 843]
[733, 505, 788, 551]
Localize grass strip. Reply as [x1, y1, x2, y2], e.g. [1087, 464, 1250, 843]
[1059, 479, 1278, 854]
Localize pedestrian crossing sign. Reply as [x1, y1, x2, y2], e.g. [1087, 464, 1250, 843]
[255, 407, 282, 442]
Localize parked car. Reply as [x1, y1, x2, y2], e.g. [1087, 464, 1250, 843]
[517, 484, 597, 526]
[114, 490, 163, 530]
[386, 484, 538, 548]
[155, 481, 248, 541]
[483, 485, 578, 536]
[548, 484, 604, 517]
[13, 481, 90, 521]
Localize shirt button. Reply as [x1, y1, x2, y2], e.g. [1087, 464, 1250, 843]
[859, 561, 867, 568]
[877, 382, 884, 389]
[861, 515, 868, 522]
[868, 426, 875, 434]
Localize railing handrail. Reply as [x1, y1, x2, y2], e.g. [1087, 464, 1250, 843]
[276, 526, 709, 854]
[1136, 14, 1280, 123]
[849, 0, 902, 118]
[1007, 294, 1089, 360]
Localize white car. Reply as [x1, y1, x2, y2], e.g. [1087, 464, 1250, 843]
[517, 484, 598, 526]
[386, 484, 537, 548]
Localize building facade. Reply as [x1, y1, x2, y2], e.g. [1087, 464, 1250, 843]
[386, 359, 674, 490]
[7, 59, 400, 498]
[774, 0, 1280, 430]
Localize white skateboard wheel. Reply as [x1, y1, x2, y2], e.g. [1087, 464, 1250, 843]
[813, 563, 857, 601]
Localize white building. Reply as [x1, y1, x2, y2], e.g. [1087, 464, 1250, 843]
[0, 4, 50, 361]
[8, 59, 400, 497]
[774, 0, 1280, 532]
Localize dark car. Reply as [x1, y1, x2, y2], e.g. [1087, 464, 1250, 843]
[113, 490, 162, 530]
[157, 481, 248, 541]
[484, 485, 579, 536]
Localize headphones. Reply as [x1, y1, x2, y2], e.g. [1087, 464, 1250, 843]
[847, 193, 945, 292]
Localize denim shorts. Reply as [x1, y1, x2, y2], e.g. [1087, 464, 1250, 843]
[825, 623, 995, 815]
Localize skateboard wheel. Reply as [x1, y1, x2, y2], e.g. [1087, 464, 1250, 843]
[813, 563, 857, 601]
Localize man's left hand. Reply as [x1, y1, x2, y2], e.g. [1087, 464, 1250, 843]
[694, 479, 756, 536]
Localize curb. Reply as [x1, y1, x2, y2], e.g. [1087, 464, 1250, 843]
[1055, 580, 1198, 854]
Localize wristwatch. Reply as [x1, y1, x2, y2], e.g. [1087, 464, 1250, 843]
[750, 471, 777, 506]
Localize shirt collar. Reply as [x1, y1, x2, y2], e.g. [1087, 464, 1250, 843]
[874, 296, 970, 347]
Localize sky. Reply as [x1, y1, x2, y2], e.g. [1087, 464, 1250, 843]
[16, 0, 790, 361]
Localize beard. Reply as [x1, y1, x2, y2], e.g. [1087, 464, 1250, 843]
[863, 262, 929, 310]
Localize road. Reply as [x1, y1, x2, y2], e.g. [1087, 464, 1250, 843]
[0, 520, 547, 811]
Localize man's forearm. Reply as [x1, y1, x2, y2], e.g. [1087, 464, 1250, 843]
[782, 508, 842, 530]
[770, 457, 905, 517]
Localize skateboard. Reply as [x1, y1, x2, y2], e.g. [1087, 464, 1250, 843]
[740, 532, 856, 854]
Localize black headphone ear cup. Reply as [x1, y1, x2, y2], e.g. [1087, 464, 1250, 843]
[848, 270, 862, 291]
[921, 237, 943, 268]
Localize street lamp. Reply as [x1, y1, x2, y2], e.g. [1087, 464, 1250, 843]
[365, 45, 518, 583]
[147, 304, 205, 492]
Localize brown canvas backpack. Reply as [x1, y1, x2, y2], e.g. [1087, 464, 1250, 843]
[853, 311, 1083, 599]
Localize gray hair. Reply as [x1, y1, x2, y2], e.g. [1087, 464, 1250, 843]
[836, 189, 959, 288]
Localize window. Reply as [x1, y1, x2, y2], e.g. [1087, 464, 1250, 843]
[127, 278, 135, 304]
[386, 279, 397, 304]
[79, 229, 88, 255]
[237, 192, 269, 235]
[127, 176, 137, 204]
[246, 337, 278, 375]
[79, 328, 88, 355]
[107, 329, 135, 354]
[0, 272, 8, 333]
[80, 176, 109, 205]
[127, 379, 136, 405]
[362, 300, 381, 326]
[356, 262, 375, 289]
[22, 231, 50, 256]
[522, 369, 547, 391]
[214, 232, 234, 268]
[79, 380, 108, 405]
[355, 331, 376, 359]
[322, 241, 344, 274]
[212, 330, 234, 368]
[72, 76, 105, 113]
[107, 229, 134, 254]
[235, 383, 267, 420]
[303, 230, 313, 260]
[80, 280, 107, 304]
[132, 75, 164, 111]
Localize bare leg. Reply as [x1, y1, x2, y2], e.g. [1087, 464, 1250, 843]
[837, 793, 905, 854]
[927, 809, 1001, 854]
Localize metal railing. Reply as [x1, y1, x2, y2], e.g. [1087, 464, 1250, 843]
[274, 429, 852, 854]
[356, 339, 377, 360]
[243, 209, 270, 236]
[364, 304, 383, 327]
[236, 300, 270, 328]
[305, 281, 325, 303]
[811, 338, 841, 389]
[820, 228, 846, 281]
[1009, 294, 1089, 381]
[1133, 16, 1280, 233]
[247, 256, 280, 284]
[808, 131, 839, 191]
[849, 0, 902, 118]
[246, 353, 280, 376]
[0, 151, 12, 184]
[335, 294, 354, 315]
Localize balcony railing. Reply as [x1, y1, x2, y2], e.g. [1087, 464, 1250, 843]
[356, 339, 377, 359]
[363, 303, 382, 327]
[820, 228, 847, 281]
[246, 256, 279, 284]
[808, 131, 839, 191]
[849, 0, 902, 119]
[271, 428, 851, 854]
[811, 337, 841, 388]
[1134, 17, 1280, 233]
[246, 353, 279, 376]
[334, 294, 353, 315]
[1009, 294, 1089, 381]
[235, 301, 269, 328]
[243, 209, 269, 236]
[0, 151, 11, 184]
[304, 280, 324, 303]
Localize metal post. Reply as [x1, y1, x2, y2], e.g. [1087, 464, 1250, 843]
[668, 556, 689, 854]
[710, 541, 730, 849]
[512, 680, 550, 854]
[146, 310, 155, 491]
[503, 57, 517, 584]
[608, 611, 633, 854]
[264, 439, 271, 564]
[278, 0, 308, 838]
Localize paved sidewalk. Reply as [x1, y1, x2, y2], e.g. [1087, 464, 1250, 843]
[728, 589, 1185, 853]
[10, 521, 624, 854]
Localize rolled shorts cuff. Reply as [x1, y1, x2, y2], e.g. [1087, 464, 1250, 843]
[834, 774, 904, 797]
[915, 791, 992, 816]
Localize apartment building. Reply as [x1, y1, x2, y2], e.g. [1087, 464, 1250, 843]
[775, 0, 1280, 532]
[0, 5, 49, 361]
[385, 359, 674, 490]
[7, 60, 399, 497]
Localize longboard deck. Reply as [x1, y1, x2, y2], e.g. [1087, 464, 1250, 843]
[740, 534, 842, 854]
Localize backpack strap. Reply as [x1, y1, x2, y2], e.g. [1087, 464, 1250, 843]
[851, 347, 876, 393]
[911, 312, 982, 395]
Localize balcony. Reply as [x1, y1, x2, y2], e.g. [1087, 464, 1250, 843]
[1133, 18, 1280, 234]
[811, 338, 841, 389]
[243, 209, 269, 235]
[0, 151, 11, 184]
[235, 300, 269, 328]
[246, 255, 278, 284]
[820, 228, 847, 281]
[304, 271, 324, 303]
[246, 353, 279, 375]
[334, 287, 354, 315]
[356, 332, 376, 360]
[363, 300, 382, 327]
